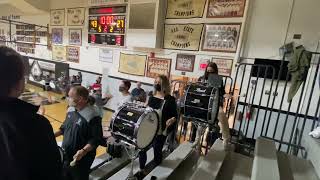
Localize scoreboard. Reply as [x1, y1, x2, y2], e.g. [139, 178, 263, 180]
[88, 6, 126, 46]
[89, 15, 125, 34]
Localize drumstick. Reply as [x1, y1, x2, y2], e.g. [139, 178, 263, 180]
[70, 158, 77, 167]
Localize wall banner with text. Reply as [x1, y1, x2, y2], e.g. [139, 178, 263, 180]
[164, 24, 203, 51]
[166, 0, 207, 19]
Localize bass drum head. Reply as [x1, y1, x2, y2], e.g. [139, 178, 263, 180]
[136, 111, 159, 149]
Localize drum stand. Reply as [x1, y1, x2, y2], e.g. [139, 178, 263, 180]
[124, 144, 139, 180]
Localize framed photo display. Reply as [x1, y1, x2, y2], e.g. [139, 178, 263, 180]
[211, 58, 233, 76]
[202, 23, 241, 53]
[52, 28, 63, 44]
[146, 57, 171, 78]
[175, 54, 195, 72]
[207, 0, 246, 18]
[67, 7, 85, 26]
[66, 46, 80, 63]
[50, 9, 65, 26]
[69, 29, 82, 45]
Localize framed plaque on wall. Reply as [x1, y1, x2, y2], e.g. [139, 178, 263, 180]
[202, 23, 241, 53]
[175, 54, 195, 72]
[207, 0, 246, 18]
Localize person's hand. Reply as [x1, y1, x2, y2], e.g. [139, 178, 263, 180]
[223, 94, 233, 99]
[105, 94, 113, 99]
[73, 149, 86, 161]
[37, 106, 45, 115]
[166, 117, 176, 127]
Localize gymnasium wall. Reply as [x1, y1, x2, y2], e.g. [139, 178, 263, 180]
[243, 0, 320, 59]
[0, 0, 319, 115]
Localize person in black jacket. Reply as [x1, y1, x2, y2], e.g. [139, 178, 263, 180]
[190, 62, 230, 149]
[55, 86, 103, 180]
[0, 46, 62, 180]
[138, 75, 178, 175]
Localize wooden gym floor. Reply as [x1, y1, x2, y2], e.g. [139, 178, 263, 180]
[24, 84, 112, 157]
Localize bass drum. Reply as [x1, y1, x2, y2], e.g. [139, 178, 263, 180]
[183, 83, 219, 124]
[110, 103, 159, 149]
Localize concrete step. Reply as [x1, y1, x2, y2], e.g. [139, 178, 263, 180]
[89, 153, 130, 180]
[143, 142, 193, 180]
[166, 150, 201, 180]
[108, 148, 155, 180]
[216, 152, 253, 180]
[277, 152, 294, 180]
[278, 151, 319, 180]
[189, 139, 228, 180]
[303, 135, 320, 178]
[251, 137, 280, 180]
[90, 153, 112, 171]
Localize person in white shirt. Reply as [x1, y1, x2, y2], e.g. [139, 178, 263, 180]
[117, 80, 132, 107]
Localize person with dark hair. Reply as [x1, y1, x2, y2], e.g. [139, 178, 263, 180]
[138, 75, 178, 175]
[191, 62, 230, 149]
[117, 80, 132, 107]
[131, 81, 147, 102]
[0, 46, 62, 180]
[77, 72, 82, 84]
[55, 86, 103, 180]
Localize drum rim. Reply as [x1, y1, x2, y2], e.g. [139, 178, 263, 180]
[110, 104, 126, 138]
[110, 104, 159, 149]
[134, 109, 159, 149]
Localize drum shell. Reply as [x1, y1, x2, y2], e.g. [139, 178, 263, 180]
[183, 83, 218, 123]
[111, 105, 159, 149]
[111, 107, 143, 145]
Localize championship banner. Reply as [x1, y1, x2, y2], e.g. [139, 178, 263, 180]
[118, 53, 146, 76]
[166, 0, 207, 19]
[50, 9, 65, 26]
[52, 45, 66, 61]
[164, 24, 203, 51]
[67, 8, 85, 26]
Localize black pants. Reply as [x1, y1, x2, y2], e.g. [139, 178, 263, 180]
[139, 135, 166, 170]
[63, 155, 94, 180]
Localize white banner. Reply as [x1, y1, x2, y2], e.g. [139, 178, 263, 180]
[99, 48, 113, 63]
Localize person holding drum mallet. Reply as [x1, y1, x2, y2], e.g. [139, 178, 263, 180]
[138, 75, 178, 176]
[55, 86, 103, 180]
[191, 62, 230, 150]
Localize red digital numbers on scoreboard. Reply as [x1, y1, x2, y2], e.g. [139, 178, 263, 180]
[88, 6, 126, 46]
[89, 15, 125, 34]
